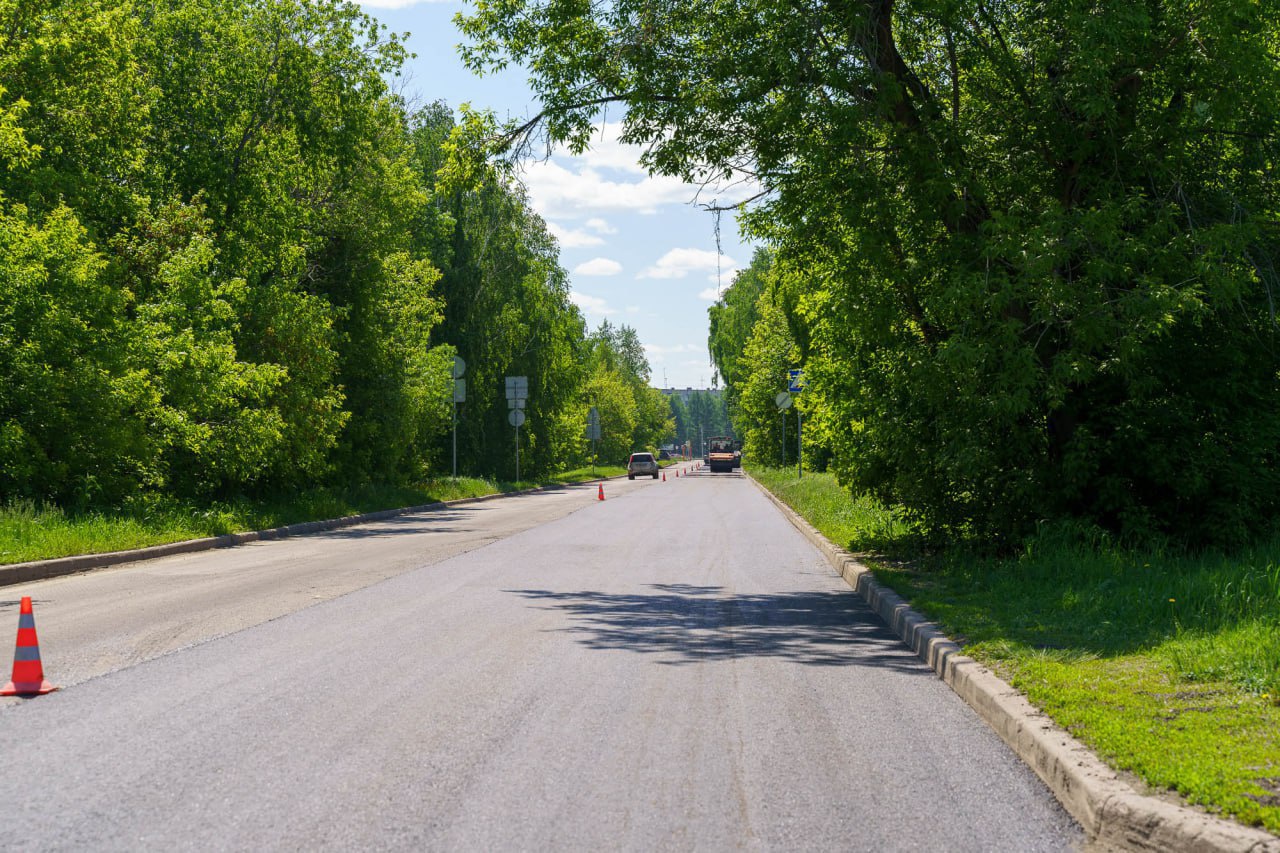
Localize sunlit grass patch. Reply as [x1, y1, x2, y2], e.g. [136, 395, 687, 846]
[0, 467, 617, 567]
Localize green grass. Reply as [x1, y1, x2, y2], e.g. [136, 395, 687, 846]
[0, 468, 622, 567]
[538, 464, 627, 484]
[749, 466, 1280, 834]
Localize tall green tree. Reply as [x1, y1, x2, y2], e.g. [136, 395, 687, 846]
[0, 0, 455, 501]
[461, 0, 1280, 543]
[708, 247, 770, 435]
[420, 108, 587, 480]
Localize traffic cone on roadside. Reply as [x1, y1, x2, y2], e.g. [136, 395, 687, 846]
[662, 472, 666, 482]
[598, 482, 605, 501]
[1, 597, 57, 696]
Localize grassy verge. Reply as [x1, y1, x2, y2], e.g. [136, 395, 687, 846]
[0, 467, 626, 567]
[750, 466, 1280, 834]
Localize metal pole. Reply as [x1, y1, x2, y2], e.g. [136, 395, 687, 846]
[797, 409, 803, 478]
[781, 412, 786, 468]
[516, 419, 520, 483]
[452, 401, 457, 479]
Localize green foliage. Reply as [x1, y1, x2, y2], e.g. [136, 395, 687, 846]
[462, 0, 1280, 545]
[666, 389, 730, 452]
[0, 0, 623, 507]
[736, 290, 799, 467]
[0, 467, 615, 565]
[585, 320, 673, 454]
[419, 107, 588, 480]
[0, 202, 147, 504]
[583, 367, 638, 464]
[708, 247, 769, 410]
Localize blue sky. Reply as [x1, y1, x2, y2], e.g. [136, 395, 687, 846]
[356, 0, 758, 390]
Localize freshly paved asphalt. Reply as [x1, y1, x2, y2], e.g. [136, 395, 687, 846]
[0, 468, 1082, 850]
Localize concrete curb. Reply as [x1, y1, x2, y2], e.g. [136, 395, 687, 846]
[747, 473, 1280, 853]
[0, 474, 630, 589]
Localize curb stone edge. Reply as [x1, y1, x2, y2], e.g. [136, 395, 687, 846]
[0, 474, 631, 588]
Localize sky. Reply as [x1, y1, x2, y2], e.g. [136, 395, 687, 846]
[356, 0, 759, 390]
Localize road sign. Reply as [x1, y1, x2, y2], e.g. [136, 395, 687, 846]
[775, 391, 793, 411]
[453, 378, 466, 403]
[451, 355, 466, 379]
[511, 397, 526, 410]
[586, 423, 601, 440]
[505, 375, 528, 400]
[508, 409, 526, 427]
[788, 369, 804, 393]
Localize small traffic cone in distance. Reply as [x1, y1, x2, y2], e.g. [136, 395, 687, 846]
[598, 482, 605, 501]
[1, 596, 57, 696]
[662, 471, 666, 481]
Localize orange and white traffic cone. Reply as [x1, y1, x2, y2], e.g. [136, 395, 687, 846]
[1, 597, 57, 696]
[675, 469, 679, 477]
[597, 482, 605, 501]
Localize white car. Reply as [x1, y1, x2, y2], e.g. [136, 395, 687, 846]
[626, 452, 659, 479]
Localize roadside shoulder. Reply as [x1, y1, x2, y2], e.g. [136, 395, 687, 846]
[0, 475, 630, 588]
[746, 471, 1280, 853]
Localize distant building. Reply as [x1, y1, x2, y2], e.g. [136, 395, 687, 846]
[659, 387, 723, 403]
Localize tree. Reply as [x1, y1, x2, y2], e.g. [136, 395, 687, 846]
[735, 286, 800, 468]
[460, 0, 1280, 543]
[585, 320, 672, 451]
[709, 247, 770, 433]
[419, 108, 588, 480]
[583, 367, 637, 465]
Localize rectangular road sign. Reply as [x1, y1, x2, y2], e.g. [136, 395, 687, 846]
[505, 375, 528, 400]
[453, 378, 466, 403]
[788, 369, 804, 393]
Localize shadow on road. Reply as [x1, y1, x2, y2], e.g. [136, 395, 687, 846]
[306, 509, 479, 540]
[507, 583, 930, 670]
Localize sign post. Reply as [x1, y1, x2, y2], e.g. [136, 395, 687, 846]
[586, 406, 601, 476]
[787, 370, 804, 478]
[505, 376, 528, 482]
[797, 409, 803, 478]
[775, 391, 792, 468]
[451, 356, 466, 478]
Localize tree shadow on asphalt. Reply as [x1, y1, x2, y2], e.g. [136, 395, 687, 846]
[507, 583, 932, 671]
[311, 510, 475, 539]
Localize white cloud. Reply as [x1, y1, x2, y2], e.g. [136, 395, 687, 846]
[523, 160, 694, 218]
[569, 292, 617, 316]
[585, 217, 617, 234]
[547, 221, 604, 248]
[644, 343, 701, 356]
[698, 287, 723, 301]
[573, 257, 623, 276]
[520, 122, 764, 219]
[640, 247, 739, 281]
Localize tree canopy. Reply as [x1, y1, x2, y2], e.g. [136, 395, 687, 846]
[0, 0, 667, 506]
[463, 0, 1280, 544]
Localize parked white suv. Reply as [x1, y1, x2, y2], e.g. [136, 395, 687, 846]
[626, 452, 659, 479]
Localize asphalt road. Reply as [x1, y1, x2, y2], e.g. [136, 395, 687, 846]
[0, 467, 1082, 851]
